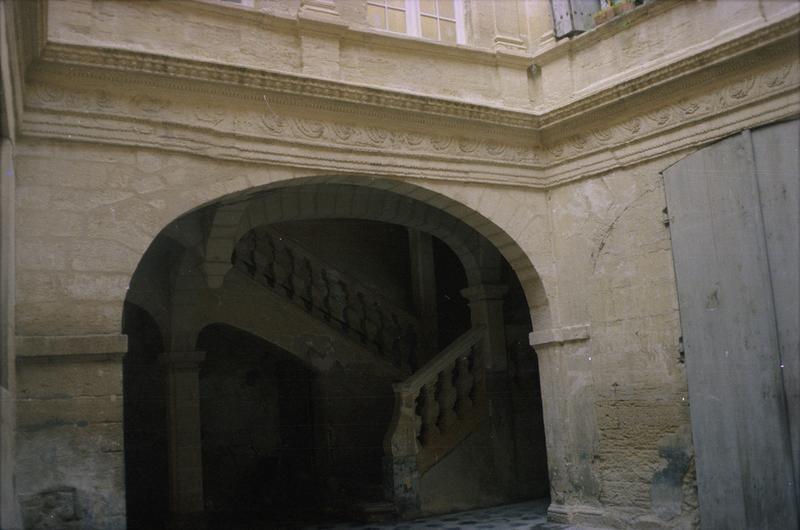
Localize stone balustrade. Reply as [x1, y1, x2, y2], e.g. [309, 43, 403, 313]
[232, 226, 420, 370]
[383, 326, 487, 514]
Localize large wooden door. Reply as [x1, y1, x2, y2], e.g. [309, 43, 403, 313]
[664, 119, 799, 529]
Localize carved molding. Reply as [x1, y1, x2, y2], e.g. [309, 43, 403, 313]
[543, 59, 800, 164]
[16, 9, 800, 189]
[534, 7, 800, 127]
[16, 333, 128, 363]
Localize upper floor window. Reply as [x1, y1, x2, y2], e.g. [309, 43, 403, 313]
[367, 0, 465, 44]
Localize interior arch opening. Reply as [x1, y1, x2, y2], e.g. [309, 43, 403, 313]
[122, 181, 549, 528]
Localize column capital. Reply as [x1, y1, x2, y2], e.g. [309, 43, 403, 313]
[460, 284, 508, 302]
[529, 324, 591, 348]
[160, 351, 206, 368]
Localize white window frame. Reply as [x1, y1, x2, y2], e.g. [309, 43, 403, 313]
[366, 0, 466, 45]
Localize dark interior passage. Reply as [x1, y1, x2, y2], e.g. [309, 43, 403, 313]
[196, 324, 322, 523]
[120, 190, 549, 528]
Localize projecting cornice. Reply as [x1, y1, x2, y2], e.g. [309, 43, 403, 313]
[15, 3, 800, 189]
[31, 7, 800, 132]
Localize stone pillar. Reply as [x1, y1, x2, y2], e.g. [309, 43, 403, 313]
[460, 284, 508, 371]
[297, 0, 344, 79]
[530, 325, 604, 526]
[162, 351, 206, 515]
[408, 229, 438, 365]
[461, 284, 517, 496]
[299, 0, 339, 18]
[493, 0, 525, 51]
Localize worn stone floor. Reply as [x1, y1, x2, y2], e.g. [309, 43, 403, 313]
[169, 498, 599, 530]
[302, 499, 583, 530]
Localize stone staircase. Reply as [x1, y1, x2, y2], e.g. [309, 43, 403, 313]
[232, 227, 489, 521]
[383, 326, 489, 517]
[231, 226, 420, 372]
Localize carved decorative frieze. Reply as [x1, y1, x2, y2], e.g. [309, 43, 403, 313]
[542, 60, 800, 164]
[18, 16, 800, 189]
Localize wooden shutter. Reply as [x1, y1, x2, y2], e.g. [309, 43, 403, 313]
[663, 119, 799, 529]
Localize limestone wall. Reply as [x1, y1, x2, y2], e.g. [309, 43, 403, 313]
[542, 158, 697, 528]
[1, 138, 21, 530]
[6, 0, 800, 528]
[11, 131, 700, 526]
[44, 1, 798, 113]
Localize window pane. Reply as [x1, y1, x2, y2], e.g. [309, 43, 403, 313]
[420, 0, 436, 15]
[440, 19, 457, 42]
[438, 0, 455, 19]
[388, 8, 407, 32]
[367, 4, 386, 28]
[388, 0, 405, 8]
[420, 15, 438, 39]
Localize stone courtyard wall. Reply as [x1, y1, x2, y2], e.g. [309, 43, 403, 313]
[10, 135, 695, 527]
[4, 0, 799, 528]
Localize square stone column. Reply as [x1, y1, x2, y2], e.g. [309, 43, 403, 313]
[530, 326, 603, 526]
[460, 284, 508, 371]
[408, 229, 438, 364]
[161, 351, 206, 515]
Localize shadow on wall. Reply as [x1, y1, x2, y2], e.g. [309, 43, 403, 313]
[122, 302, 169, 530]
[196, 324, 322, 522]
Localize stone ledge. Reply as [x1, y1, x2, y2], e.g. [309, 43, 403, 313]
[15, 334, 127, 364]
[529, 324, 590, 348]
[547, 502, 606, 526]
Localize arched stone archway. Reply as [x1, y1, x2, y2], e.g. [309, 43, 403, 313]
[115, 173, 556, 525]
[122, 173, 559, 358]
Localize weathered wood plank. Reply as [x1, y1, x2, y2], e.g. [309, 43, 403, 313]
[752, 119, 800, 512]
[664, 128, 799, 529]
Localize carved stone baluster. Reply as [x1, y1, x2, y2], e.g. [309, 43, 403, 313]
[345, 291, 368, 342]
[273, 241, 294, 297]
[437, 365, 458, 433]
[254, 233, 276, 287]
[470, 347, 487, 407]
[455, 355, 474, 419]
[292, 255, 313, 311]
[324, 271, 348, 330]
[418, 381, 440, 446]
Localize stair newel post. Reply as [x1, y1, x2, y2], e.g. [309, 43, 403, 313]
[383, 384, 422, 516]
[455, 354, 474, 418]
[323, 269, 348, 330]
[419, 381, 440, 446]
[437, 364, 458, 432]
[470, 342, 488, 410]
